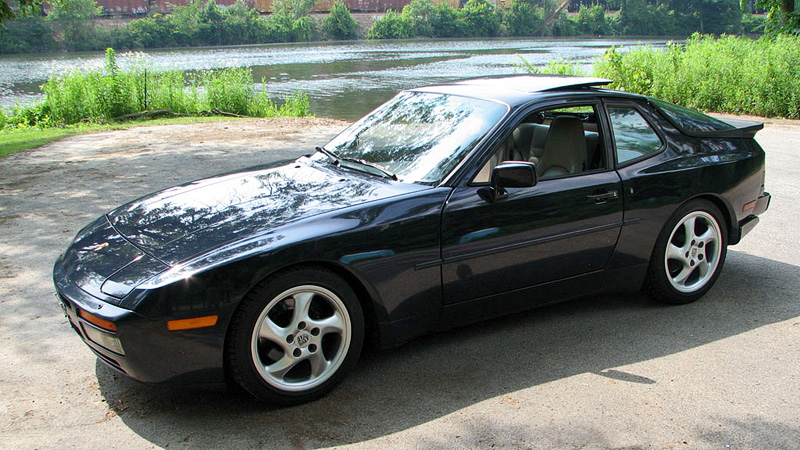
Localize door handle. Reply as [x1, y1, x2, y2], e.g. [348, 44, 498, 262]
[587, 190, 618, 203]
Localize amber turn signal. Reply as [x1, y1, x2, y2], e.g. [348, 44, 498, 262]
[167, 315, 218, 331]
[78, 309, 117, 332]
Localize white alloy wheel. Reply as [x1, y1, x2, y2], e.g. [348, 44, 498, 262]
[250, 285, 352, 391]
[646, 200, 728, 305]
[664, 210, 723, 294]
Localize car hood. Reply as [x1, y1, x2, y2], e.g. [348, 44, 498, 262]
[107, 156, 428, 266]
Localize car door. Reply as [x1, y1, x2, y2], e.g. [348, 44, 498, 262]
[440, 101, 624, 309]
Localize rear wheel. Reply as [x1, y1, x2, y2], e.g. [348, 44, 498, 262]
[227, 268, 364, 405]
[646, 200, 727, 304]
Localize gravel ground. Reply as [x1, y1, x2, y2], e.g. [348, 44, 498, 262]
[0, 116, 798, 450]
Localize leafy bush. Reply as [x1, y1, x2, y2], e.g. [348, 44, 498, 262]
[46, 0, 104, 51]
[742, 13, 767, 34]
[269, 0, 318, 42]
[430, 2, 465, 37]
[401, 0, 436, 36]
[615, 0, 675, 35]
[502, 0, 544, 36]
[695, 0, 742, 35]
[323, 1, 359, 40]
[576, 5, 612, 35]
[460, 0, 500, 37]
[0, 15, 56, 53]
[367, 10, 411, 39]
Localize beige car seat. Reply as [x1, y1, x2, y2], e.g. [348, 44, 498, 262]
[537, 116, 587, 179]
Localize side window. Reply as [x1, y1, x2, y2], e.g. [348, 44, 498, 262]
[472, 104, 606, 184]
[608, 106, 662, 165]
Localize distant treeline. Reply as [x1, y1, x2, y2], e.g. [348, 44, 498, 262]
[1, 0, 764, 54]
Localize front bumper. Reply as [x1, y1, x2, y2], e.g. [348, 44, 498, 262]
[54, 260, 226, 385]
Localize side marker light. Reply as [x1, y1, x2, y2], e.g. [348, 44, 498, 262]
[167, 315, 219, 331]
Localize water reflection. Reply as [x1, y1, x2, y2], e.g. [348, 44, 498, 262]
[0, 38, 668, 119]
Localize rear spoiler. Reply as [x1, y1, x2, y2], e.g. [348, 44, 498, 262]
[648, 97, 764, 139]
[662, 115, 764, 139]
[712, 118, 764, 139]
[665, 116, 764, 139]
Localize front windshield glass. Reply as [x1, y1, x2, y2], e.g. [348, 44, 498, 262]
[322, 91, 508, 185]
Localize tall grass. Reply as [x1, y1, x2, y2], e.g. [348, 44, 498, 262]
[593, 34, 800, 119]
[2, 48, 312, 130]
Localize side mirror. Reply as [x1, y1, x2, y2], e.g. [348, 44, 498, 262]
[480, 161, 537, 202]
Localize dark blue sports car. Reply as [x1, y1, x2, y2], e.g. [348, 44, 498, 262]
[54, 76, 770, 405]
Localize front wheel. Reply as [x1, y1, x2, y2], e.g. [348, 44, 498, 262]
[227, 268, 364, 405]
[646, 200, 727, 304]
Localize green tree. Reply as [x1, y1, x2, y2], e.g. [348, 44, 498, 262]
[366, 10, 411, 38]
[460, 0, 500, 37]
[47, 0, 103, 51]
[268, 0, 316, 41]
[429, 2, 464, 37]
[576, 4, 612, 35]
[697, 0, 742, 34]
[1, 0, 40, 23]
[744, 0, 798, 33]
[503, 0, 543, 36]
[0, 14, 54, 53]
[323, 0, 359, 40]
[402, 0, 436, 36]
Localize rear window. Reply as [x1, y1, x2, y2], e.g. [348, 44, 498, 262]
[649, 98, 734, 133]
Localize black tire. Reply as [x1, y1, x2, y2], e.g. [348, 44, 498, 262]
[226, 267, 364, 405]
[645, 199, 728, 305]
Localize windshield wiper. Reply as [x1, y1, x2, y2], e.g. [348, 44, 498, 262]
[316, 146, 341, 164]
[339, 157, 397, 181]
[315, 147, 397, 181]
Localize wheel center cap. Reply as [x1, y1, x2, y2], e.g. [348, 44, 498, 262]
[691, 247, 698, 258]
[295, 332, 311, 348]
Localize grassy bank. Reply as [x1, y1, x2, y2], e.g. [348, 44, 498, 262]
[1, 48, 311, 129]
[593, 34, 800, 119]
[0, 48, 312, 157]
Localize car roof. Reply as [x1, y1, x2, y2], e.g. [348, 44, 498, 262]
[410, 75, 642, 107]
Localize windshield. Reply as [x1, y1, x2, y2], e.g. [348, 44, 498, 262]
[321, 91, 508, 185]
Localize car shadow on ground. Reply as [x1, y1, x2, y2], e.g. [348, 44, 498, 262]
[96, 249, 800, 449]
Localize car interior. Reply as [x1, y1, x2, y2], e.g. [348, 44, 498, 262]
[474, 105, 607, 184]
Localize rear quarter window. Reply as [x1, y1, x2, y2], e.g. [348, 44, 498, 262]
[649, 98, 735, 133]
[608, 106, 663, 165]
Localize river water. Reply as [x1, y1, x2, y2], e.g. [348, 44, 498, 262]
[0, 38, 666, 120]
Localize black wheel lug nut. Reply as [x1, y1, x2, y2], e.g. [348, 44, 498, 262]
[293, 348, 302, 358]
[286, 334, 294, 344]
